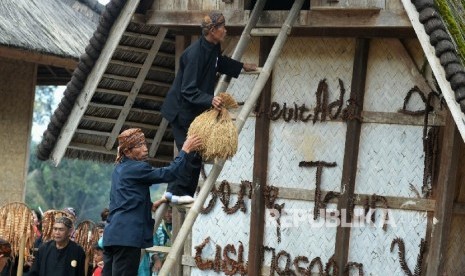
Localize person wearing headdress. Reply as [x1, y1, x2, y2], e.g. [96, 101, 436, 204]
[102, 128, 201, 276]
[29, 216, 86, 276]
[0, 238, 11, 273]
[161, 11, 257, 204]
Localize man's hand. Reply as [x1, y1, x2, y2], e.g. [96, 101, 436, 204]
[243, 63, 257, 72]
[153, 258, 162, 272]
[152, 198, 168, 212]
[212, 96, 223, 111]
[182, 135, 202, 153]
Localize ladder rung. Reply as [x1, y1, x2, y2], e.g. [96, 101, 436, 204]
[241, 67, 262, 75]
[251, 28, 280, 36]
[145, 246, 171, 253]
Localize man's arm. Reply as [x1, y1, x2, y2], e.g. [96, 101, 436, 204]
[132, 135, 202, 185]
[217, 55, 257, 78]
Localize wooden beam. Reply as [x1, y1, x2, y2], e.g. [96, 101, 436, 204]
[82, 115, 168, 130]
[88, 102, 162, 115]
[148, 35, 188, 159]
[361, 111, 445, 126]
[50, 0, 141, 166]
[334, 38, 370, 275]
[75, 128, 170, 145]
[123, 31, 175, 43]
[197, 181, 436, 212]
[148, 118, 168, 157]
[248, 36, 273, 276]
[95, 88, 165, 102]
[401, 0, 465, 143]
[106, 28, 168, 150]
[146, 10, 413, 35]
[109, 59, 175, 74]
[102, 73, 171, 88]
[426, 112, 460, 276]
[116, 45, 175, 58]
[0, 46, 78, 69]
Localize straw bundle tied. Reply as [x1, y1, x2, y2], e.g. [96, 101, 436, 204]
[74, 220, 99, 258]
[188, 92, 239, 161]
[0, 202, 35, 261]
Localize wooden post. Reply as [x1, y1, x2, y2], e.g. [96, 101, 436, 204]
[334, 38, 370, 275]
[247, 36, 273, 276]
[426, 112, 460, 276]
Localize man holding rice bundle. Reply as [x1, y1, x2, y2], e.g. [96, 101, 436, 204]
[102, 128, 201, 276]
[161, 11, 257, 204]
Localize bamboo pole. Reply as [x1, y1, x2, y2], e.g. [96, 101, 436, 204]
[152, 201, 168, 236]
[159, 0, 305, 274]
[214, 0, 267, 94]
[84, 255, 89, 276]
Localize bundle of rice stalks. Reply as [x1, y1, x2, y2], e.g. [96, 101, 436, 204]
[188, 92, 239, 161]
[42, 210, 75, 242]
[74, 220, 99, 258]
[0, 202, 35, 261]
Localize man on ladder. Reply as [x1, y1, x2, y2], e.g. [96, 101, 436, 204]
[159, 11, 257, 205]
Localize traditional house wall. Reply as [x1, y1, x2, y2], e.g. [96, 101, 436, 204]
[0, 58, 35, 204]
[187, 36, 442, 275]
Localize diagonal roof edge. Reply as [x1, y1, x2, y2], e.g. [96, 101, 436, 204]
[401, 0, 465, 142]
[36, 0, 130, 163]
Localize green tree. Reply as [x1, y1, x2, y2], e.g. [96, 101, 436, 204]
[27, 86, 113, 223]
[27, 142, 113, 223]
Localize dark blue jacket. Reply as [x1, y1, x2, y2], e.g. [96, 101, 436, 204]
[161, 36, 243, 127]
[28, 240, 86, 276]
[103, 151, 190, 248]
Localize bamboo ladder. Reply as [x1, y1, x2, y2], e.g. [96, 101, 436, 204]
[153, 0, 306, 274]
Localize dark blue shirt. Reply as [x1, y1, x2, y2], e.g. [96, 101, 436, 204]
[161, 36, 243, 127]
[103, 151, 190, 248]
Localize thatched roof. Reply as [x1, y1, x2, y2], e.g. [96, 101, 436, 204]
[36, 0, 465, 165]
[430, 0, 465, 109]
[0, 0, 103, 59]
[409, 0, 465, 111]
[37, 0, 176, 166]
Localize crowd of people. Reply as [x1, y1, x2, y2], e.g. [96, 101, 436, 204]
[0, 203, 172, 276]
[0, 10, 256, 276]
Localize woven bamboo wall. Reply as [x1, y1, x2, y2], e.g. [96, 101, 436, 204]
[0, 58, 35, 204]
[263, 37, 354, 269]
[190, 38, 259, 275]
[188, 36, 438, 275]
